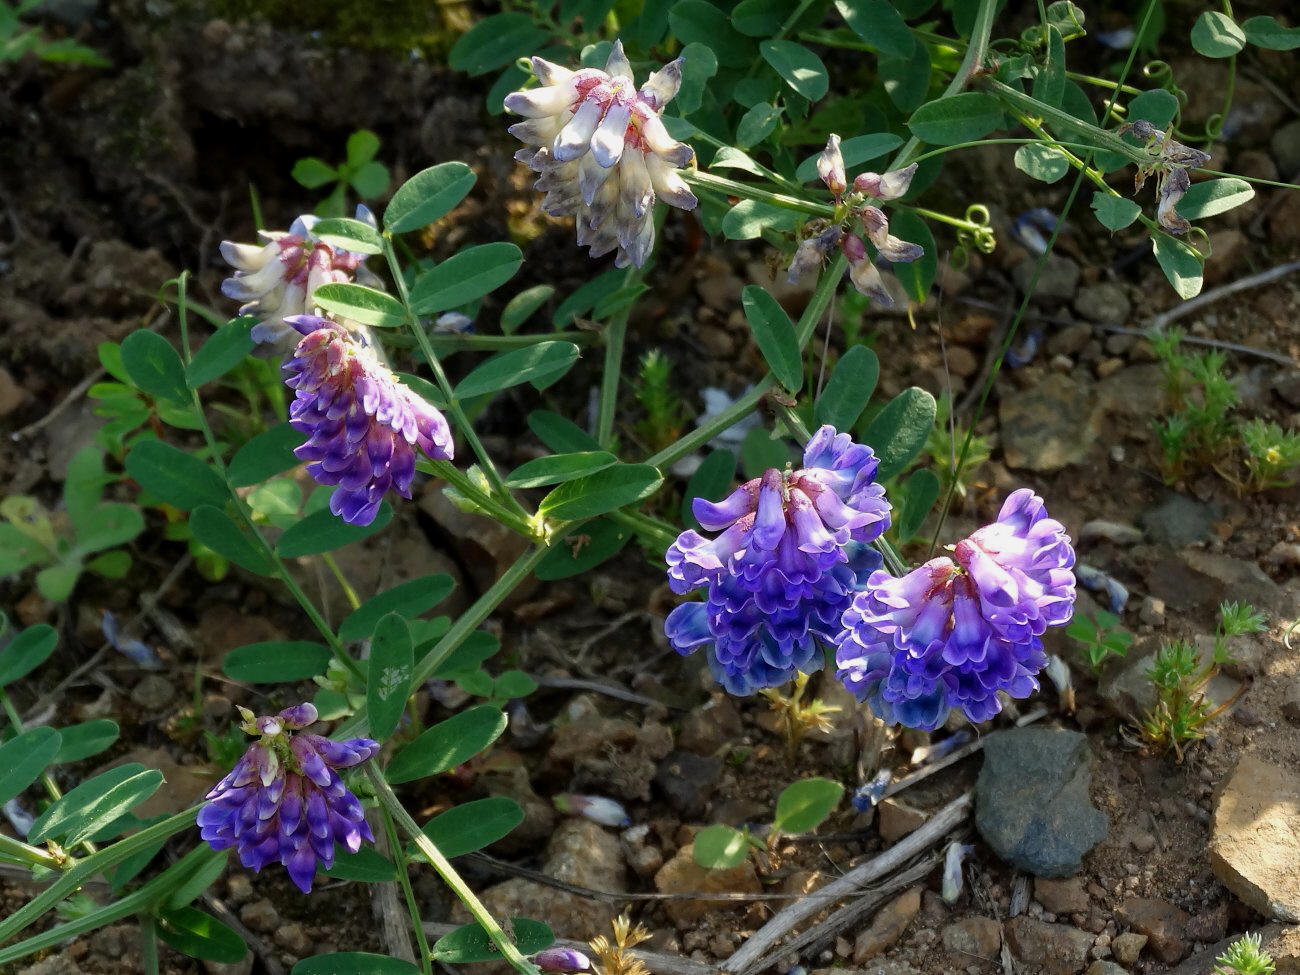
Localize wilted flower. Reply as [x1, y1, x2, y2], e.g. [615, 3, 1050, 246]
[910, 728, 971, 766]
[553, 794, 631, 828]
[1156, 166, 1192, 235]
[505, 41, 696, 268]
[283, 315, 453, 526]
[665, 425, 892, 695]
[836, 489, 1076, 731]
[535, 948, 593, 974]
[941, 840, 975, 904]
[197, 703, 379, 894]
[1119, 120, 1210, 237]
[789, 134, 922, 305]
[220, 205, 380, 345]
[849, 768, 893, 812]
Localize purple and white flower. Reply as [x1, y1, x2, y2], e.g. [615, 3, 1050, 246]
[220, 205, 380, 345]
[1119, 120, 1211, 237]
[665, 425, 892, 695]
[835, 489, 1076, 731]
[788, 134, 923, 305]
[283, 315, 453, 526]
[197, 703, 379, 894]
[504, 40, 697, 268]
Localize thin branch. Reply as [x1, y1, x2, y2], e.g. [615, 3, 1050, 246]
[1145, 259, 1300, 334]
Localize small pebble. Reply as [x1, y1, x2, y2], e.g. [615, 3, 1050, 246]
[1131, 833, 1157, 853]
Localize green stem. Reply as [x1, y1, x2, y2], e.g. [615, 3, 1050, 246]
[381, 805, 434, 975]
[1066, 70, 1143, 97]
[979, 77, 1148, 166]
[0, 834, 62, 872]
[420, 331, 594, 351]
[323, 553, 362, 612]
[417, 459, 536, 538]
[1196, 168, 1300, 191]
[367, 767, 539, 975]
[608, 507, 678, 550]
[645, 254, 846, 472]
[776, 0, 817, 38]
[909, 137, 1105, 165]
[380, 235, 527, 519]
[175, 273, 365, 682]
[774, 403, 811, 442]
[0, 808, 197, 947]
[682, 171, 834, 218]
[139, 915, 160, 975]
[596, 260, 647, 449]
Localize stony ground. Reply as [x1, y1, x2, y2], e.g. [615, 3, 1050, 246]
[2, 3, 1300, 975]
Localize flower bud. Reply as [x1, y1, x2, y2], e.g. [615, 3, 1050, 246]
[534, 948, 592, 973]
[817, 133, 846, 196]
[853, 162, 917, 200]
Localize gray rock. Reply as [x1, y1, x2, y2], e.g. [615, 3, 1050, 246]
[653, 750, 721, 817]
[1210, 755, 1300, 922]
[1111, 932, 1147, 964]
[1014, 253, 1080, 300]
[1271, 118, 1300, 177]
[1004, 916, 1094, 973]
[1085, 962, 1129, 975]
[129, 674, 175, 711]
[999, 373, 1104, 472]
[1140, 494, 1222, 547]
[1048, 322, 1094, 357]
[1074, 283, 1132, 324]
[976, 728, 1108, 877]
[1274, 370, 1300, 409]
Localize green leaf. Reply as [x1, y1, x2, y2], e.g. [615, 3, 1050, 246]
[493, 670, 536, 699]
[535, 518, 631, 580]
[431, 919, 553, 964]
[1091, 192, 1142, 231]
[276, 502, 393, 558]
[1152, 235, 1204, 300]
[759, 40, 829, 101]
[292, 157, 337, 189]
[367, 613, 412, 740]
[834, 0, 914, 58]
[895, 468, 940, 543]
[350, 160, 390, 199]
[552, 271, 624, 327]
[500, 284, 555, 334]
[886, 209, 936, 304]
[51, 719, 119, 765]
[64, 446, 107, 529]
[1030, 25, 1065, 108]
[732, 0, 796, 36]
[0, 623, 57, 686]
[87, 549, 130, 579]
[505, 451, 618, 489]
[430, 630, 499, 679]
[223, 641, 333, 683]
[186, 319, 254, 387]
[668, 0, 754, 67]
[189, 505, 274, 575]
[121, 331, 189, 405]
[1191, 10, 1245, 58]
[157, 906, 247, 964]
[384, 162, 477, 234]
[165, 847, 230, 910]
[908, 92, 1004, 144]
[772, 777, 843, 834]
[722, 199, 802, 240]
[709, 145, 771, 178]
[879, 41, 932, 113]
[410, 243, 524, 315]
[454, 342, 581, 399]
[28, 764, 163, 846]
[683, 449, 737, 531]
[311, 216, 384, 256]
[312, 283, 407, 328]
[537, 464, 663, 523]
[413, 796, 523, 860]
[72, 502, 143, 556]
[0, 727, 62, 805]
[693, 824, 750, 869]
[1127, 88, 1180, 129]
[1241, 15, 1300, 50]
[741, 285, 802, 392]
[528, 410, 602, 453]
[861, 387, 937, 481]
[674, 41, 719, 114]
[735, 102, 782, 148]
[36, 563, 82, 602]
[346, 129, 380, 166]
[794, 133, 903, 183]
[293, 953, 421, 975]
[386, 705, 508, 784]
[448, 13, 548, 76]
[1175, 177, 1255, 220]
[323, 847, 397, 883]
[740, 426, 792, 479]
[125, 440, 228, 512]
[339, 575, 455, 643]
[228, 423, 303, 487]
[1014, 144, 1069, 183]
[814, 344, 879, 432]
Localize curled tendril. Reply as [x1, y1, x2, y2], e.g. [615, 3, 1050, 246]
[1186, 226, 1211, 258]
[962, 204, 997, 254]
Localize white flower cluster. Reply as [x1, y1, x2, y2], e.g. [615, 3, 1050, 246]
[220, 205, 380, 345]
[505, 41, 697, 269]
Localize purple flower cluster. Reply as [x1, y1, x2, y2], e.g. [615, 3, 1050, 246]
[198, 703, 379, 894]
[664, 425, 892, 694]
[834, 489, 1075, 730]
[1120, 120, 1211, 237]
[283, 315, 454, 525]
[787, 134, 924, 306]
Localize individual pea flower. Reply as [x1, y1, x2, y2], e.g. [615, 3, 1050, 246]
[535, 948, 593, 974]
[849, 768, 894, 812]
[1118, 119, 1210, 237]
[505, 41, 696, 269]
[283, 315, 453, 526]
[220, 205, 380, 345]
[197, 703, 379, 894]
[909, 728, 972, 766]
[553, 794, 631, 828]
[835, 488, 1076, 731]
[789, 134, 923, 305]
[665, 425, 892, 696]
[941, 840, 975, 904]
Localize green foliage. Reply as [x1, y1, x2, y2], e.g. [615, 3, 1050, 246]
[1214, 933, 1276, 975]
[1066, 611, 1132, 672]
[1, 0, 108, 66]
[635, 350, 687, 452]
[292, 130, 391, 218]
[923, 393, 990, 502]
